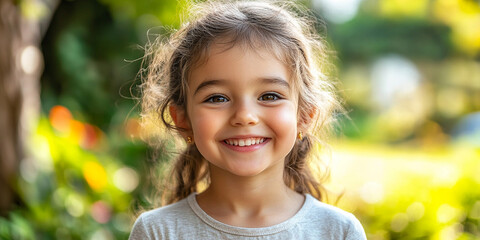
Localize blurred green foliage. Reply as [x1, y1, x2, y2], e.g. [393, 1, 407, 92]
[0, 111, 149, 239]
[329, 15, 453, 61]
[1, 0, 479, 239]
[40, 0, 142, 129]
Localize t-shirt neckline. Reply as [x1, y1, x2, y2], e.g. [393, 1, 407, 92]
[187, 192, 313, 236]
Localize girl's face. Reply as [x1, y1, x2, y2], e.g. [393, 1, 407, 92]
[180, 43, 299, 178]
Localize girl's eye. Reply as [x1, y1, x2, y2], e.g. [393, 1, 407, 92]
[259, 93, 281, 101]
[205, 95, 229, 103]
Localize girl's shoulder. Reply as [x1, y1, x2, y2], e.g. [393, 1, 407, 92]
[304, 194, 357, 221]
[129, 194, 202, 239]
[302, 194, 367, 239]
[138, 196, 191, 222]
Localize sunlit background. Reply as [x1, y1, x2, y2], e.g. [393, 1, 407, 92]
[0, 0, 479, 239]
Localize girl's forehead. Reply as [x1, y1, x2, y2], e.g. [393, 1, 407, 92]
[193, 38, 291, 72]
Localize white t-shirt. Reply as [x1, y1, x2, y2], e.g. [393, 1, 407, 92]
[129, 193, 367, 239]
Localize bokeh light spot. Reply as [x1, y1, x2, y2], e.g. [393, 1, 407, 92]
[81, 124, 99, 149]
[69, 120, 85, 144]
[439, 223, 464, 240]
[83, 161, 108, 192]
[371, 55, 421, 110]
[391, 213, 409, 232]
[90, 228, 114, 240]
[113, 167, 139, 193]
[20, 45, 43, 74]
[437, 204, 459, 223]
[65, 194, 84, 217]
[360, 181, 384, 204]
[406, 202, 425, 221]
[433, 165, 459, 187]
[91, 201, 112, 224]
[49, 105, 73, 133]
[312, 0, 363, 23]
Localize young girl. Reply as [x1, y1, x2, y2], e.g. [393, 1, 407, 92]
[130, 1, 366, 239]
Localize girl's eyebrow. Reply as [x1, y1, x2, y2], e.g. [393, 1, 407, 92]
[193, 77, 290, 96]
[260, 77, 290, 89]
[194, 79, 224, 95]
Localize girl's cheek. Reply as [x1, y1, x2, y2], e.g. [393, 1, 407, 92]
[190, 108, 222, 135]
[268, 105, 298, 136]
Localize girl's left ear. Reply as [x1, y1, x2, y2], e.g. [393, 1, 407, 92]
[169, 105, 191, 133]
[298, 108, 316, 129]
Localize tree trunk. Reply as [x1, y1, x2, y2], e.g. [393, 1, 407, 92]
[0, 0, 56, 216]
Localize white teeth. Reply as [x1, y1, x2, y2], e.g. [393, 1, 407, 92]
[225, 138, 265, 146]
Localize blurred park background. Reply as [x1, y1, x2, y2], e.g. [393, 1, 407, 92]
[1, 0, 479, 239]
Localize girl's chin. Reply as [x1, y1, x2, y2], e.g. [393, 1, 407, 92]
[219, 167, 265, 178]
[214, 163, 280, 179]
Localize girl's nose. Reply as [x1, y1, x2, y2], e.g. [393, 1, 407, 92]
[230, 102, 259, 127]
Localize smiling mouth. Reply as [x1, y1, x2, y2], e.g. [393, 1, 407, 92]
[223, 138, 267, 147]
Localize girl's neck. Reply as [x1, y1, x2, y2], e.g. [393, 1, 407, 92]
[196, 164, 305, 228]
